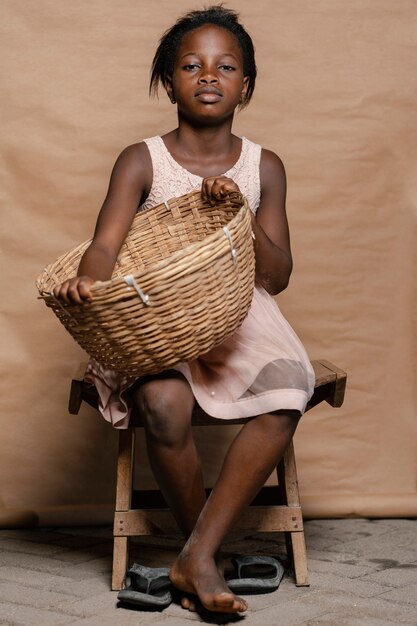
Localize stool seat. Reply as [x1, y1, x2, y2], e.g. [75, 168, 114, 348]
[69, 359, 346, 590]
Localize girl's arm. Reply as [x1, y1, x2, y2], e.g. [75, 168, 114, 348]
[252, 149, 292, 295]
[202, 150, 292, 296]
[53, 143, 151, 304]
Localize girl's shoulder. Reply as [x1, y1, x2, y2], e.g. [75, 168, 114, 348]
[260, 147, 286, 184]
[243, 137, 285, 174]
[111, 140, 153, 179]
[106, 141, 154, 201]
[116, 140, 152, 164]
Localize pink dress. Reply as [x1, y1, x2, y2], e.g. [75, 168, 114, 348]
[85, 136, 315, 428]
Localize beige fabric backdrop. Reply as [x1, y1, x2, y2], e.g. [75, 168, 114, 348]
[1, 0, 416, 527]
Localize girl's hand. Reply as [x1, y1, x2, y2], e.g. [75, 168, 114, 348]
[202, 176, 241, 205]
[53, 276, 95, 305]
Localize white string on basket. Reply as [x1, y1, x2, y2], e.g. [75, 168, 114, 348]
[223, 226, 237, 264]
[124, 274, 150, 305]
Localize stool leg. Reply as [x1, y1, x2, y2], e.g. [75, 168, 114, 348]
[277, 458, 294, 566]
[289, 532, 309, 586]
[112, 537, 129, 591]
[112, 428, 135, 590]
[277, 441, 309, 586]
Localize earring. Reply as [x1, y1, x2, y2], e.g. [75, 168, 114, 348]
[170, 96, 176, 104]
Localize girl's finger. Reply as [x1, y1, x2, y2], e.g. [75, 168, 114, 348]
[57, 281, 71, 304]
[201, 179, 216, 205]
[78, 280, 93, 300]
[66, 284, 84, 305]
[202, 176, 240, 204]
[221, 180, 239, 194]
[216, 178, 239, 195]
[210, 178, 229, 199]
[210, 179, 222, 198]
[53, 277, 93, 305]
[201, 177, 214, 200]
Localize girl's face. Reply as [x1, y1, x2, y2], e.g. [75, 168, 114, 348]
[168, 24, 249, 123]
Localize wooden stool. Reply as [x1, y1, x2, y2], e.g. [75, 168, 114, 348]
[69, 359, 346, 590]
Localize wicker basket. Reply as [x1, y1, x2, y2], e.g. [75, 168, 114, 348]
[36, 191, 255, 376]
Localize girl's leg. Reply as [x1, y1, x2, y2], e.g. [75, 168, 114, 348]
[169, 410, 301, 614]
[132, 372, 206, 538]
[133, 373, 228, 611]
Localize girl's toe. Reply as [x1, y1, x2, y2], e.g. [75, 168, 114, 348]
[181, 595, 197, 611]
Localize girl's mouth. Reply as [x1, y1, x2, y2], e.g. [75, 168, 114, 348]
[194, 87, 222, 103]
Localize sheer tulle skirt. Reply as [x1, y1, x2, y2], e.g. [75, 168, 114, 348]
[85, 286, 314, 429]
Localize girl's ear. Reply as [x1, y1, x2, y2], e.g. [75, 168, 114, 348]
[164, 77, 176, 104]
[240, 76, 250, 104]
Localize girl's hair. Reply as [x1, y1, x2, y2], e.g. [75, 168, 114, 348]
[150, 5, 257, 108]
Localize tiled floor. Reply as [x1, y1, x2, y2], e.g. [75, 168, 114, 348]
[0, 519, 416, 625]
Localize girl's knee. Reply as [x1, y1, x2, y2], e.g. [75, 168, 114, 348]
[256, 410, 301, 434]
[135, 384, 192, 446]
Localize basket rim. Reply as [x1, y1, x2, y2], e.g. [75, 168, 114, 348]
[90, 199, 249, 293]
[37, 193, 250, 299]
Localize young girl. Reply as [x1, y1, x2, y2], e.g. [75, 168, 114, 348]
[54, 5, 314, 615]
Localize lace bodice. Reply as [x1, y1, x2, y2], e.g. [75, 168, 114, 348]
[139, 135, 261, 214]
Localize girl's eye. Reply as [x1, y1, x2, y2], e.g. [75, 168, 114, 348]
[219, 65, 235, 71]
[183, 64, 200, 71]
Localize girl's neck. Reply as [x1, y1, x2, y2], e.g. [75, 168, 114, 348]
[165, 117, 237, 159]
[162, 124, 242, 179]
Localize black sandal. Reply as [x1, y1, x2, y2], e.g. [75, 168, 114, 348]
[226, 556, 284, 594]
[117, 563, 173, 610]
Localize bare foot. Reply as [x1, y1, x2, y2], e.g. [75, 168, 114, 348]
[180, 551, 226, 612]
[170, 549, 247, 614]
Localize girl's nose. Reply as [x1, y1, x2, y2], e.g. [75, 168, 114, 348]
[198, 70, 218, 84]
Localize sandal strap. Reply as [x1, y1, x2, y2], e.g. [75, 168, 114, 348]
[231, 555, 280, 579]
[126, 563, 171, 594]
